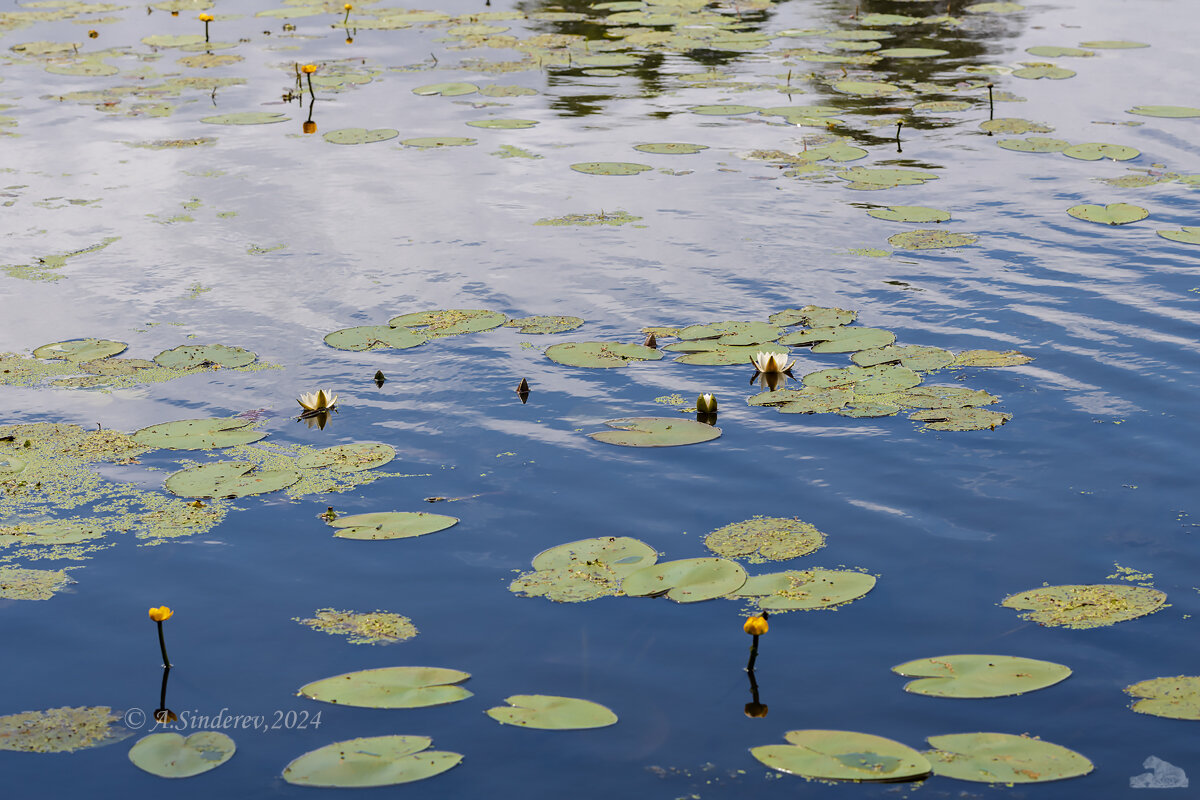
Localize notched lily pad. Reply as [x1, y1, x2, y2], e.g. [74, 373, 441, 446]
[1125, 676, 1200, 720]
[747, 387, 853, 414]
[154, 344, 255, 370]
[769, 306, 857, 328]
[32, 338, 127, 362]
[283, 735, 461, 787]
[705, 517, 825, 563]
[1067, 203, 1148, 225]
[1002, 584, 1166, 629]
[1156, 227, 1200, 246]
[925, 733, 1092, 784]
[853, 345, 954, 372]
[128, 732, 235, 778]
[867, 206, 950, 223]
[322, 128, 399, 145]
[200, 112, 289, 125]
[296, 443, 394, 473]
[980, 118, 1053, 135]
[1127, 105, 1200, 118]
[569, 162, 652, 175]
[735, 568, 876, 611]
[323, 324, 426, 352]
[910, 407, 1010, 431]
[487, 695, 617, 730]
[0, 706, 129, 753]
[504, 315, 584, 334]
[329, 511, 458, 540]
[132, 418, 266, 450]
[589, 417, 720, 447]
[998, 137, 1070, 153]
[298, 667, 471, 709]
[780, 326, 896, 353]
[893, 655, 1071, 698]
[545, 342, 662, 368]
[622, 557, 746, 602]
[752, 730, 932, 782]
[511, 536, 657, 603]
[164, 461, 300, 498]
[634, 142, 708, 154]
[1062, 142, 1139, 161]
[889, 230, 977, 250]
[389, 309, 506, 338]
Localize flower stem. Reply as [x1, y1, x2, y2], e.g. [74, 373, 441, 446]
[157, 620, 171, 667]
[306, 72, 315, 99]
[203, 20, 210, 43]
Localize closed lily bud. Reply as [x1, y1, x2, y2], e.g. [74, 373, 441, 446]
[697, 393, 717, 414]
[743, 615, 768, 636]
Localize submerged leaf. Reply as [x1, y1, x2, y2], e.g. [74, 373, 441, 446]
[780, 326, 896, 353]
[323, 324, 426, 352]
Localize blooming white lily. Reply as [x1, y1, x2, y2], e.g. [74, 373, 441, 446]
[751, 351, 794, 374]
[298, 389, 338, 413]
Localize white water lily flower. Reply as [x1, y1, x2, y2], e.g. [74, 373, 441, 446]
[697, 393, 718, 413]
[298, 389, 338, 413]
[751, 351, 794, 374]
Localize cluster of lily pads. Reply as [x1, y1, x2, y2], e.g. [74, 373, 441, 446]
[324, 308, 582, 351]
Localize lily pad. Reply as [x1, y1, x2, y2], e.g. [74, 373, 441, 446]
[569, 162, 652, 175]
[32, 339, 127, 362]
[925, 733, 1093, 783]
[705, 517, 825, 563]
[589, 417, 720, 448]
[504, 315, 584, 334]
[804, 364, 922, 395]
[128, 732, 235, 778]
[132, 418, 266, 450]
[780, 326, 896, 353]
[164, 461, 301, 499]
[909, 407, 1010, 431]
[329, 512, 458, 540]
[296, 443, 394, 473]
[853, 345, 954, 372]
[1157, 227, 1200, 245]
[487, 695, 617, 730]
[401, 136, 476, 148]
[913, 100, 973, 113]
[997, 137, 1070, 153]
[294, 608, 418, 645]
[622, 557, 746, 602]
[832, 80, 899, 97]
[323, 324, 426, 352]
[532, 536, 658, 575]
[200, 112, 289, 125]
[634, 142, 708, 154]
[412, 82, 478, 96]
[1062, 142, 1139, 161]
[322, 128, 399, 145]
[389, 308, 506, 338]
[675, 321, 783, 345]
[752, 730, 932, 782]
[734, 568, 876, 611]
[674, 343, 789, 366]
[1026, 45, 1094, 58]
[889, 230, 977, 249]
[893, 655, 1071, 698]
[283, 736, 461, 787]
[510, 564, 624, 603]
[748, 387, 853, 414]
[1081, 40, 1148, 49]
[877, 47, 947, 58]
[1067, 203, 1148, 225]
[1012, 64, 1075, 80]
[770, 306, 857, 328]
[1002, 584, 1166, 629]
[545, 342, 662, 368]
[835, 167, 938, 189]
[688, 104, 760, 115]
[867, 206, 950, 223]
[892, 386, 998, 408]
[1127, 105, 1200, 118]
[298, 666, 471, 709]
[979, 118, 1053, 135]
[1125, 676, 1200, 720]
[0, 706, 129, 753]
[951, 349, 1033, 367]
[153, 344, 256, 370]
[466, 118, 538, 129]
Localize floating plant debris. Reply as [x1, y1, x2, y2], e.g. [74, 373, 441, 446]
[924, 733, 1093, 783]
[294, 608, 418, 645]
[892, 655, 1071, 698]
[487, 695, 618, 730]
[0, 706, 130, 753]
[283, 736, 462, 788]
[298, 667, 471, 709]
[128, 732, 236, 778]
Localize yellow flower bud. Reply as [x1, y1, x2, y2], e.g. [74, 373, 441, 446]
[301, 63, 318, 74]
[302, 120, 317, 134]
[344, 3, 353, 9]
[743, 615, 768, 636]
[87, 29, 98, 38]
[697, 393, 717, 413]
[198, 13, 213, 22]
[149, 606, 174, 622]
[744, 701, 769, 718]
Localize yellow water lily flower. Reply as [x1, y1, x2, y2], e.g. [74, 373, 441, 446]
[743, 615, 768, 636]
[696, 393, 718, 413]
[751, 351, 794, 374]
[301, 63, 318, 74]
[343, 3, 353, 9]
[149, 606, 173, 622]
[298, 389, 338, 413]
[198, 13, 213, 21]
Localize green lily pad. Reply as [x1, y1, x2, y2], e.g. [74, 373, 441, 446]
[401, 136, 476, 148]
[770, 306, 857, 328]
[164, 461, 301, 499]
[1062, 142, 1139, 161]
[200, 112, 290, 125]
[634, 142, 708, 154]
[570, 161, 653, 175]
[296, 443, 394, 473]
[752, 730, 932, 782]
[504, 315, 584, 334]
[1127, 105, 1200, 118]
[128, 732, 235, 778]
[997, 137, 1070, 153]
[294, 608, 418, 644]
[589, 417, 720, 448]
[466, 118, 538, 129]
[867, 206, 950, 223]
[0, 565, 72, 600]
[674, 343, 789, 366]
[1081, 40, 1148, 49]
[832, 80, 899, 96]
[329, 511, 458, 540]
[622, 557, 746, 602]
[951, 349, 1033, 367]
[877, 47, 948, 58]
[891, 385, 998, 408]
[979, 118, 1053, 135]
[804, 364, 922, 395]
[532, 536, 658, 575]
[734, 568, 875, 611]
[322, 128, 399, 144]
[487, 695, 618, 730]
[889, 230, 977, 249]
[853, 345, 954, 371]
[914, 100, 973, 113]
[688, 104, 761, 115]
[511, 536, 658, 602]
[909, 407, 1010, 431]
[412, 82, 478, 96]
[1003, 584, 1166, 629]
[780, 326, 896, 353]
[675, 321, 783, 345]
[153, 344, 256, 369]
[748, 387, 854, 414]
[1157, 227, 1200, 245]
[141, 33, 209, 48]
[0, 707, 130, 753]
[1125, 676, 1200, 720]
[132, 418, 266, 450]
[705, 517, 825, 563]
[893, 655, 1071, 698]
[299, 667, 471, 709]
[1012, 64, 1076, 80]
[1026, 45, 1094, 58]
[32, 339, 127, 362]
[323, 324, 426, 352]
[389, 308, 506, 337]
[925, 733, 1092, 783]
[835, 167, 938, 189]
[1067, 203, 1148, 225]
[283, 736, 461, 787]
[545, 342, 663, 368]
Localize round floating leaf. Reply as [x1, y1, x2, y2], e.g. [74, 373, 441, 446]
[889, 230, 977, 250]
[532, 536, 657, 576]
[1081, 40, 1148, 49]
[925, 733, 1092, 784]
[634, 142, 708, 154]
[892, 385, 998, 408]
[853, 345, 954, 372]
[705, 517, 825, 563]
[622, 557, 746, 602]
[748, 387, 853, 414]
[388, 308, 506, 337]
[402, 136, 476, 148]
[504, 315, 584, 334]
[510, 565, 623, 602]
[322, 128, 399, 145]
[914, 100, 972, 113]
[909, 407, 1010, 431]
[569, 162, 653, 175]
[752, 730, 932, 782]
[832, 80, 899, 96]
[1012, 64, 1076, 80]
[283, 735, 461, 787]
[200, 112, 289, 125]
[877, 47, 948, 58]
[299, 667, 471, 709]
[0, 707, 130, 753]
[153, 344, 256, 369]
[734, 568, 876, 611]
[412, 82, 478, 96]
[979, 118, 1053, 135]
[296, 443, 394, 473]
[164, 461, 300, 499]
[1157, 227, 1200, 245]
[132, 418, 266, 450]
[545, 342, 662, 368]
[1127, 105, 1200, 118]
[1026, 45, 1094, 58]
[128, 732, 235, 778]
[675, 344, 789, 366]
[965, 1, 1025, 10]
[589, 417, 720, 448]
[688, 104, 760, 115]
[780, 326, 896, 353]
[465, 118, 538, 129]
[997, 137, 1070, 153]
[1062, 142, 1139, 161]
[487, 695, 617, 730]
[323, 324, 426, 351]
[32, 338, 127, 362]
[1067, 203, 1148, 225]
[835, 167, 938, 188]
[951, 349, 1033, 367]
[770, 306, 857, 328]
[837, 400, 901, 417]
[1003, 584, 1166, 629]
[867, 206, 950, 223]
[676, 320, 782, 345]
[893, 655, 1071, 698]
[804, 364, 922, 395]
[1125, 676, 1200, 720]
[330, 512, 458, 540]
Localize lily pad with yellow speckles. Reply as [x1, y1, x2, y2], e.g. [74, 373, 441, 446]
[1002, 584, 1166, 629]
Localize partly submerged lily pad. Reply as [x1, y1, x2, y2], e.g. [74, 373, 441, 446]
[951, 349, 1033, 367]
[128, 732, 235, 778]
[294, 608, 418, 645]
[153, 344, 256, 370]
[1125, 676, 1200, 720]
[1002, 584, 1166, 629]
[569, 162, 653, 175]
[747, 387, 853, 414]
[283, 736, 461, 788]
[132, 418, 266, 450]
[676, 320, 782, 345]
[734, 568, 876, 611]
[487, 695, 617, 730]
[532, 536, 658, 575]
[705, 517, 825, 563]
[545, 342, 662, 368]
[892, 655, 1071, 698]
[164, 461, 300, 499]
[298, 667, 471, 709]
[924, 733, 1093, 784]
[329, 511, 458, 540]
[504, 315, 584, 334]
[888, 230, 977, 250]
[867, 206, 950, 223]
[0, 565, 74, 600]
[296, 443, 394, 473]
[323, 324, 426, 352]
[466, 118, 538, 129]
[322, 128, 399, 145]
[0, 706, 129, 753]
[752, 730, 932, 782]
[32, 339, 127, 362]
[1067, 203, 1148, 225]
[621, 557, 746, 602]
[589, 417, 720, 447]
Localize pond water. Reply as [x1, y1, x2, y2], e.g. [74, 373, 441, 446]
[2, 0, 1199, 795]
